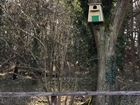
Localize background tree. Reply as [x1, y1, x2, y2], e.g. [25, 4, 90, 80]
[0, 0, 95, 104]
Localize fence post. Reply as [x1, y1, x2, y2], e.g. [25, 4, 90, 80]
[51, 96, 57, 105]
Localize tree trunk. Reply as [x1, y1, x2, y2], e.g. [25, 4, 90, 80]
[130, 2, 137, 81]
[89, 0, 129, 105]
[139, 30, 140, 72]
[92, 24, 115, 105]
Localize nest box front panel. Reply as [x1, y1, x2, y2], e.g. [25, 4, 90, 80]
[88, 4, 104, 22]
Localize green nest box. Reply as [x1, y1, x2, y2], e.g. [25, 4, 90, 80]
[88, 3, 104, 22]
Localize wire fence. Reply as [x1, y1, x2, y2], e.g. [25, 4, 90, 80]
[1, 91, 140, 97]
[0, 91, 140, 105]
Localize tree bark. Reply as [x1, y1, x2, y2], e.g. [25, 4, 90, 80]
[88, 0, 129, 105]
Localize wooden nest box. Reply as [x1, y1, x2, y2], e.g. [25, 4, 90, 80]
[88, 3, 104, 22]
